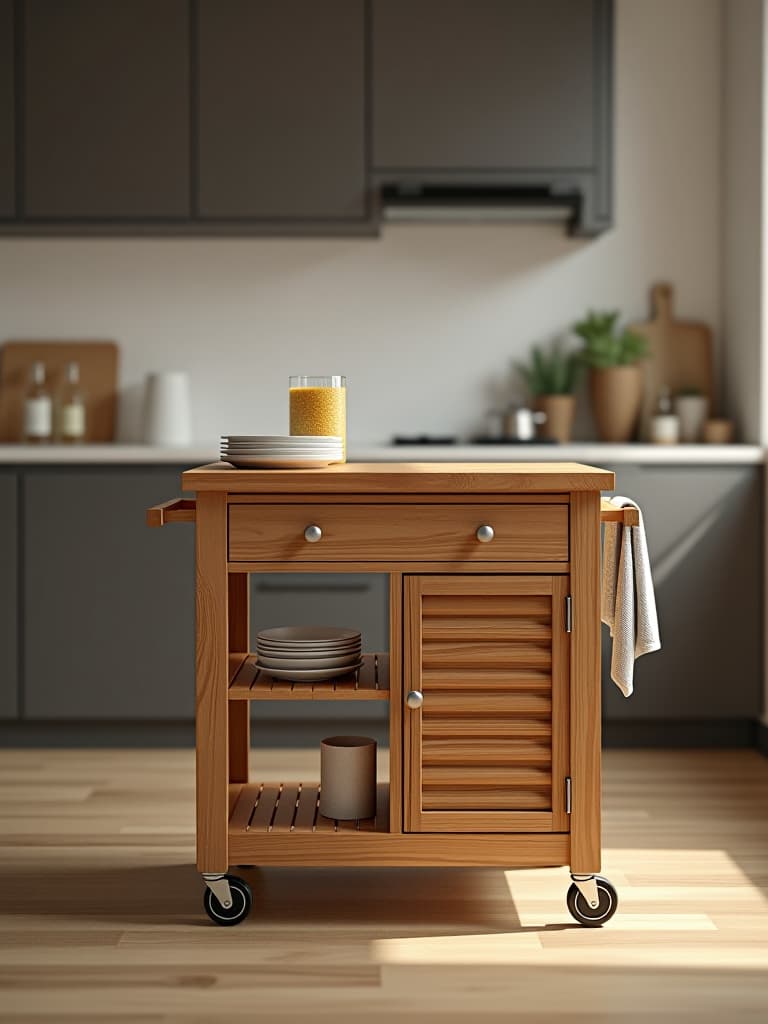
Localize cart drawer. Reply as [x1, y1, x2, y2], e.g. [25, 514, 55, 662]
[228, 504, 569, 562]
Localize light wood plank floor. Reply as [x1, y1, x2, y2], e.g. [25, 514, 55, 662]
[0, 748, 767, 1022]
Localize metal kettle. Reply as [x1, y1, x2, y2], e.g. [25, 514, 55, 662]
[504, 405, 547, 441]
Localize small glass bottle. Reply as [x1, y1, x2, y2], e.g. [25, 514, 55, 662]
[22, 361, 53, 444]
[649, 386, 679, 444]
[57, 361, 87, 443]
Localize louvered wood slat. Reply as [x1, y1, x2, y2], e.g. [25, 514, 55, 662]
[421, 716, 552, 738]
[421, 617, 552, 642]
[422, 789, 551, 810]
[420, 668, 551, 691]
[422, 594, 551, 617]
[422, 766, 552, 788]
[422, 642, 551, 669]
[422, 692, 552, 716]
[421, 739, 552, 766]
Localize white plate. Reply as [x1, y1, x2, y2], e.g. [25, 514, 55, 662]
[257, 659, 364, 682]
[257, 626, 360, 645]
[223, 457, 337, 469]
[257, 652, 363, 670]
[221, 440, 343, 447]
[221, 435, 342, 443]
[220, 447, 342, 455]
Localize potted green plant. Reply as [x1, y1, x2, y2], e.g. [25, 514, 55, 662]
[515, 340, 580, 443]
[573, 310, 649, 442]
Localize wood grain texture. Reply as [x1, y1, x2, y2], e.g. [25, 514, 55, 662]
[194, 492, 229, 872]
[227, 559, 571, 574]
[569, 490, 602, 873]
[2, 748, 767, 1020]
[406, 576, 567, 834]
[182, 461, 615, 493]
[228, 503, 569, 562]
[600, 498, 640, 527]
[389, 572, 403, 834]
[227, 574, 249, 785]
[145, 498, 196, 527]
[228, 653, 389, 700]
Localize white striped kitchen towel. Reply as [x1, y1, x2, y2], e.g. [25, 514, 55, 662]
[601, 495, 661, 697]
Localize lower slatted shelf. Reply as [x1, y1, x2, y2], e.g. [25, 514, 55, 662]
[228, 782, 390, 835]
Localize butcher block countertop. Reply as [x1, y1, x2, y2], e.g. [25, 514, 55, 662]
[181, 461, 615, 493]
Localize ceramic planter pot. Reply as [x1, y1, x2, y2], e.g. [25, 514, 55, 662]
[589, 366, 644, 442]
[535, 394, 576, 444]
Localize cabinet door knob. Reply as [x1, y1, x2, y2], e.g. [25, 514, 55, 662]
[406, 690, 424, 710]
[304, 524, 322, 543]
[476, 524, 494, 543]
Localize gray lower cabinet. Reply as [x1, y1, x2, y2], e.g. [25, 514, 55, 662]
[0, 0, 14, 218]
[0, 473, 18, 718]
[24, 0, 190, 218]
[601, 465, 763, 723]
[197, 0, 366, 220]
[24, 470, 194, 719]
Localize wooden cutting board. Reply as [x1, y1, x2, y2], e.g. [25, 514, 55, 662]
[0, 341, 119, 442]
[631, 284, 715, 441]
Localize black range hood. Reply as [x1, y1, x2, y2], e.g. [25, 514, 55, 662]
[380, 184, 582, 234]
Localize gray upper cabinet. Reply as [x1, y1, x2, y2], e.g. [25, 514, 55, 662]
[0, 0, 14, 217]
[24, 0, 190, 218]
[373, 0, 598, 170]
[24, 471, 194, 719]
[197, 0, 366, 220]
[0, 473, 18, 719]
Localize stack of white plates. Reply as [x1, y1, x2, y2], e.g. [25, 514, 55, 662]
[220, 435, 343, 469]
[256, 626, 363, 681]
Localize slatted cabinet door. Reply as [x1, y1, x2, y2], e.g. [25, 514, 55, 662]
[405, 576, 570, 833]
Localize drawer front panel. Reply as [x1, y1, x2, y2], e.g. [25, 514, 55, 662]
[228, 504, 569, 562]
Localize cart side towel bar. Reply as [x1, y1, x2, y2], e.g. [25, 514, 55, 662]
[600, 495, 661, 697]
[146, 498, 196, 527]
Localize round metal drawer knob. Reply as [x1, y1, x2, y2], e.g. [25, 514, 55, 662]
[476, 524, 495, 543]
[304, 524, 322, 543]
[406, 690, 424, 710]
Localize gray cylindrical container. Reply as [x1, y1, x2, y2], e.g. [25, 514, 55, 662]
[320, 735, 377, 820]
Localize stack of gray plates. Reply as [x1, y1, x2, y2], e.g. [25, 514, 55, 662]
[220, 435, 343, 469]
[255, 626, 363, 681]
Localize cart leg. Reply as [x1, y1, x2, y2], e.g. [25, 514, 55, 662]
[228, 573, 250, 785]
[195, 492, 230, 874]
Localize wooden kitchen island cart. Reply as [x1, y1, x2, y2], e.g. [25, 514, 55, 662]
[148, 461, 620, 927]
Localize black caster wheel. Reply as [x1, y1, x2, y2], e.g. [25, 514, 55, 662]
[566, 876, 618, 927]
[203, 875, 252, 926]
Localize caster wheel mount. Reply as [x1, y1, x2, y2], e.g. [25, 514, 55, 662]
[567, 875, 618, 927]
[203, 874, 252, 926]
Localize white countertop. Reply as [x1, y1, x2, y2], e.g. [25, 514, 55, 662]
[0, 442, 763, 465]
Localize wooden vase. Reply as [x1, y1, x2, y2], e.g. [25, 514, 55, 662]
[535, 394, 576, 444]
[589, 366, 643, 442]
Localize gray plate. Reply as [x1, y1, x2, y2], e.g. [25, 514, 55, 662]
[256, 659, 364, 682]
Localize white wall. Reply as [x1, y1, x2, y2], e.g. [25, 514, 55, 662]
[723, 0, 763, 445]
[0, 0, 724, 444]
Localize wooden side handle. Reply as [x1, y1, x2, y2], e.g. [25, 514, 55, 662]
[600, 499, 640, 527]
[146, 497, 196, 527]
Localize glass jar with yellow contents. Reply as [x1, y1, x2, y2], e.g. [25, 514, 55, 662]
[289, 375, 347, 462]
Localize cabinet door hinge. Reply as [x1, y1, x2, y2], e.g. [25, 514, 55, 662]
[565, 776, 572, 814]
[565, 595, 573, 633]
